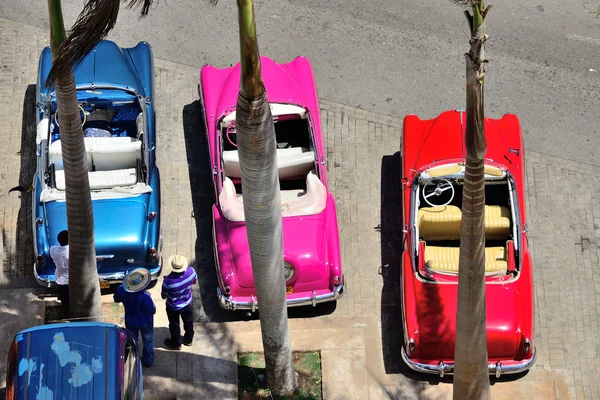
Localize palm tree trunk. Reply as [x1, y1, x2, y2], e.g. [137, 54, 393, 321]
[453, 1, 492, 399]
[235, 0, 297, 395]
[47, 0, 102, 320]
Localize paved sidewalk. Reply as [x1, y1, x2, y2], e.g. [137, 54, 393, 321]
[1, 16, 597, 399]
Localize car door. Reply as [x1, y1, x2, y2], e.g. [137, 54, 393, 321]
[122, 338, 142, 400]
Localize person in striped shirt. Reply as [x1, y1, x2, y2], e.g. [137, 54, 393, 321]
[161, 255, 197, 350]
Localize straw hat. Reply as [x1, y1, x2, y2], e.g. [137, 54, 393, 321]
[168, 254, 188, 271]
[123, 268, 151, 293]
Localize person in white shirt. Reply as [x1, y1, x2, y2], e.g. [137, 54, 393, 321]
[49, 230, 69, 318]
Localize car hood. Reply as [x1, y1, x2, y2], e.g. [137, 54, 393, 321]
[413, 283, 522, 361]
[44, 198, 149, 270]
[224, 217, 329, 288]
[39, 40, 144, 95]
[405, 111, 522, 172]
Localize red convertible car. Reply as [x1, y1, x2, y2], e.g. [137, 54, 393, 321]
[400, 109, 535, 377]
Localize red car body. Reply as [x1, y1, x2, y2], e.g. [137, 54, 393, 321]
[400, 109, 535, 376]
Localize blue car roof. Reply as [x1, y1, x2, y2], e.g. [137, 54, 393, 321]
[38, 40, 153, 97]
[12, 323, 123, 398]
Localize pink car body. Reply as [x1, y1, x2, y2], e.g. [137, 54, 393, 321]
[199, 56, 344, 311]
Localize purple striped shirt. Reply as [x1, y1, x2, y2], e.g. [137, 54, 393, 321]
[161, 266, 197, 310]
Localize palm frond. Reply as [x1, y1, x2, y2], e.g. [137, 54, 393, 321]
[125, 0, 156, 17]
[45, 0, 121, 88]
[45, 0, 155, 88]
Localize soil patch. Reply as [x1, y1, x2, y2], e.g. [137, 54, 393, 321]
[44, 301, 124, 325]
[238, 351, 322, 400]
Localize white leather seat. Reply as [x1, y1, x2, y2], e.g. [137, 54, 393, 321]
[222, 147, 315, 179]
[219, 170, 327, 222]
[48, 139, 94, 171]
[89, 139, 141, 171]
[48, 137, 141, 172]
[54, 168, 137, 191]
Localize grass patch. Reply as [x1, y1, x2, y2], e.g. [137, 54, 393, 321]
[238, 351, 322, 400]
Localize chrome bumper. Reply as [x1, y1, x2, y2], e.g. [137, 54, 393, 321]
[217, 283, 345, 312]
[401, 346, 536, 378]
[33, 263, 162, 288]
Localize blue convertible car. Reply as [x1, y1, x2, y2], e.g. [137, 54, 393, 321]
[32, 40, 162, 288]
[5, 322, 143, 399]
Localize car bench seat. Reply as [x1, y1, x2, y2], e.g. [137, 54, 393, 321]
[417, 205, 513, 277]
[222, 147, 315, 179]
[219, 170, 326, 221]
[423, 242, 511, 276]
[418, 205, 511, 241]
[48, 137, 142, 189]
[48, 137, 141, 170]
[54, 169, 138, 190]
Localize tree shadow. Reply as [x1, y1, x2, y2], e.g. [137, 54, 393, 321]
[0, 287, 49, 391]
[143, 325, 238, 399]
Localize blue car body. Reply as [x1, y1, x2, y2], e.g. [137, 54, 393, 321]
[32, 40, 162, 287]
[5, 322, 142, 399]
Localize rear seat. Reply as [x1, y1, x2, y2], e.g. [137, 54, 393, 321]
[222, 147, 315, 179]
[54, 169, 137, 190]
[219, 170, 326, 221]
[418, 205, 511, 241]
[423, 242, 510, 276]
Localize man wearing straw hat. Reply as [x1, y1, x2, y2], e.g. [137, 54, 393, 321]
[114, 268, 156, 367]
[161, 254, 197, 350]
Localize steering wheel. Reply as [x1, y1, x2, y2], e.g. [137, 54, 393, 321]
[225, 120, 237, 147]
[54, 104, 87, 128]
[422, 178, 455, 207]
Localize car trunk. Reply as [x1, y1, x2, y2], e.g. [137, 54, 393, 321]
[45, 198, 148, 272]
[222, 216, 330, 288]
[413, 282, 522, 361]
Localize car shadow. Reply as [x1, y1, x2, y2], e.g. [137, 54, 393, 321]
[3, 84, 38, 287]
[379, 152, 454, 390]
[181, 99, 247, 323]
[181, 100, 337, 323]
[379, 152, 406, 375]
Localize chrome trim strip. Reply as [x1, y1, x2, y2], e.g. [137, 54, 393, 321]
[33, 263, 162, 287]
[105, 327, 109, 400]
[400, 346, 536, 377]
[217, 284, 345, 311]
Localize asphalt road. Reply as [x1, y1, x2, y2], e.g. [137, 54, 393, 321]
[2, 0, 599, 164]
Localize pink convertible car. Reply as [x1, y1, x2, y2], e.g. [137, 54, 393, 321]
[199, 56, 344, 311]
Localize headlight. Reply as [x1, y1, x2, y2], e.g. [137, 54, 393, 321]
[284, 261, 295, 282]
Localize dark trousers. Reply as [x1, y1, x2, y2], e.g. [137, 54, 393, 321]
[57, 284, 70, 318]
[166, 305, 194, 345]
[126, 322, 154, 366]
